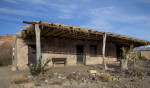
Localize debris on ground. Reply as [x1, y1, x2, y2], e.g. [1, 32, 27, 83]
[9, 60, 150, 88]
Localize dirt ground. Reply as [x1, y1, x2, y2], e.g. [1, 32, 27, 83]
[1, 60, 150, 88]
[0, 67, 12, 88]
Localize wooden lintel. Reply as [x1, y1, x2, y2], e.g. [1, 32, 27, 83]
[23, 21, 41, 24]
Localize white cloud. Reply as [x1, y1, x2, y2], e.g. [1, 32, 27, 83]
[82, 19, 113, 31]
[0, 8, 34, 16]
[18, 0, 78, 19]
[19, 0, 48, 4]
[81, 7, 115, 30]
[34, 6, 49, 12]
[0, 15, 20, 21]
[82, 6, 150, 29]
[58, 14, 72, 19]
[0, 7, 49, 18]
[4, 0, 18, 4]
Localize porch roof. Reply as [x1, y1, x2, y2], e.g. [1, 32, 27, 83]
[16, 21, 150, 47]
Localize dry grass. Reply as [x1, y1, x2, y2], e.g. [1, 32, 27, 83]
[100, 73, 112, 82]
[127, 64, 145, 77]
[0, 35, 13, 66]
[12, 74, 26, 84]
[134, 64, 145, 72]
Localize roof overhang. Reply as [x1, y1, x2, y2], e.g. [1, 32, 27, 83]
[16, 21, 150, 47]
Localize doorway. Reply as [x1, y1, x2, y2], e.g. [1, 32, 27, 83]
[28, 45, 36, 65]
[116, 45, 123, 60]
[76, 45, 84, 64]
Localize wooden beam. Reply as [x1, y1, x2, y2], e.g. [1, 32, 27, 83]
[102, 31, 107, 70]
[35, 24, 41, 64]
[23, 21, 40, 24]
[45, 28, 59, 36]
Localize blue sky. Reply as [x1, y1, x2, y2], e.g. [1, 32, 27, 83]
[0, 0, 150, 41]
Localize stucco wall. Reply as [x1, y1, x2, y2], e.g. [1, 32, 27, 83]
[14, 38, 28, 70]
[13, 38, 117, 70]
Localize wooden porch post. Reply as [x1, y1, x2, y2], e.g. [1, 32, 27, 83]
[102, 31, 108, 70]
[35, 24, 41, 64]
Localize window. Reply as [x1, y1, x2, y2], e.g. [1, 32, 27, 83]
[90, 45, 97, 57]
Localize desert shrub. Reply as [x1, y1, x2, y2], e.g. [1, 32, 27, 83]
[27, 58, 51, 76]
[12, 74, 26, 84]
[121, 47, 127, 59]
[127, 65, 145, 77]
[0, 59, 4, 66]
[121, 45, 137, 62]
[0, 41, 12, 66]
[0, 57, 12, 66]
[139, 56, 147, 60]
[100, 73, 112, 82]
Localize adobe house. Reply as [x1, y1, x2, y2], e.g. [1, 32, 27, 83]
[12, 21, 150, 70]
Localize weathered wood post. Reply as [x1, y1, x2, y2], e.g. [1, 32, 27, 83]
[35, 24, 41, 64]
[102, 31, 108, 70]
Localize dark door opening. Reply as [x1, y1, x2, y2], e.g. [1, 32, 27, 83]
[116, 45, 123, 60]
[28, 45, 36, 65]
[76, 45, 84, 64]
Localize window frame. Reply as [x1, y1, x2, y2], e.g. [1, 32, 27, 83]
[90, 45, 97, 57]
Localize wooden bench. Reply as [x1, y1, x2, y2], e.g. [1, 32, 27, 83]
[52, 58, 67, 67]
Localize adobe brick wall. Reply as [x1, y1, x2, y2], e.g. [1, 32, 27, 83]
[13, 38, 117, 70]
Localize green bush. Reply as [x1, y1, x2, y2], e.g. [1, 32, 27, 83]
[27, 58, 51, 76]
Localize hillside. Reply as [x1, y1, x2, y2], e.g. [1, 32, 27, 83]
[0, 34, 15, 66]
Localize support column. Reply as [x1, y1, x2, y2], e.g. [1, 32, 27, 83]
[35, 24, 41, 64]
[102, 31, 107, 70]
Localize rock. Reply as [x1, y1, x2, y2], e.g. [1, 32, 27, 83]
[12, 66, 17, 71]
[89, 70, 97, 74]
[58, 76, 61, 79]
[27, 76, 33, 79]
[62, 81, 70, 86]
[40, 83, 47, 86]
[115, 85, 119, 87]
[28, 76, 31, 78]
[35, 80, 43, 86]
[52, 81, 62, 85]
[92, 73, 96, 76]
[61, 76, 67, 79]
[102, 85, 106, 88]
[54, 73, 58, 76]
[112, 77, 117, 81]
[97, 73, 101, 76]
[45, 80, 48, 83]
[72, 72, 76, 73]
[24, 82, 35, 87]
[92, 77, 95, 80]
[72, 80, 78, 85]
[83, 79, 88, 83]
[35, 83, 41, 86]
